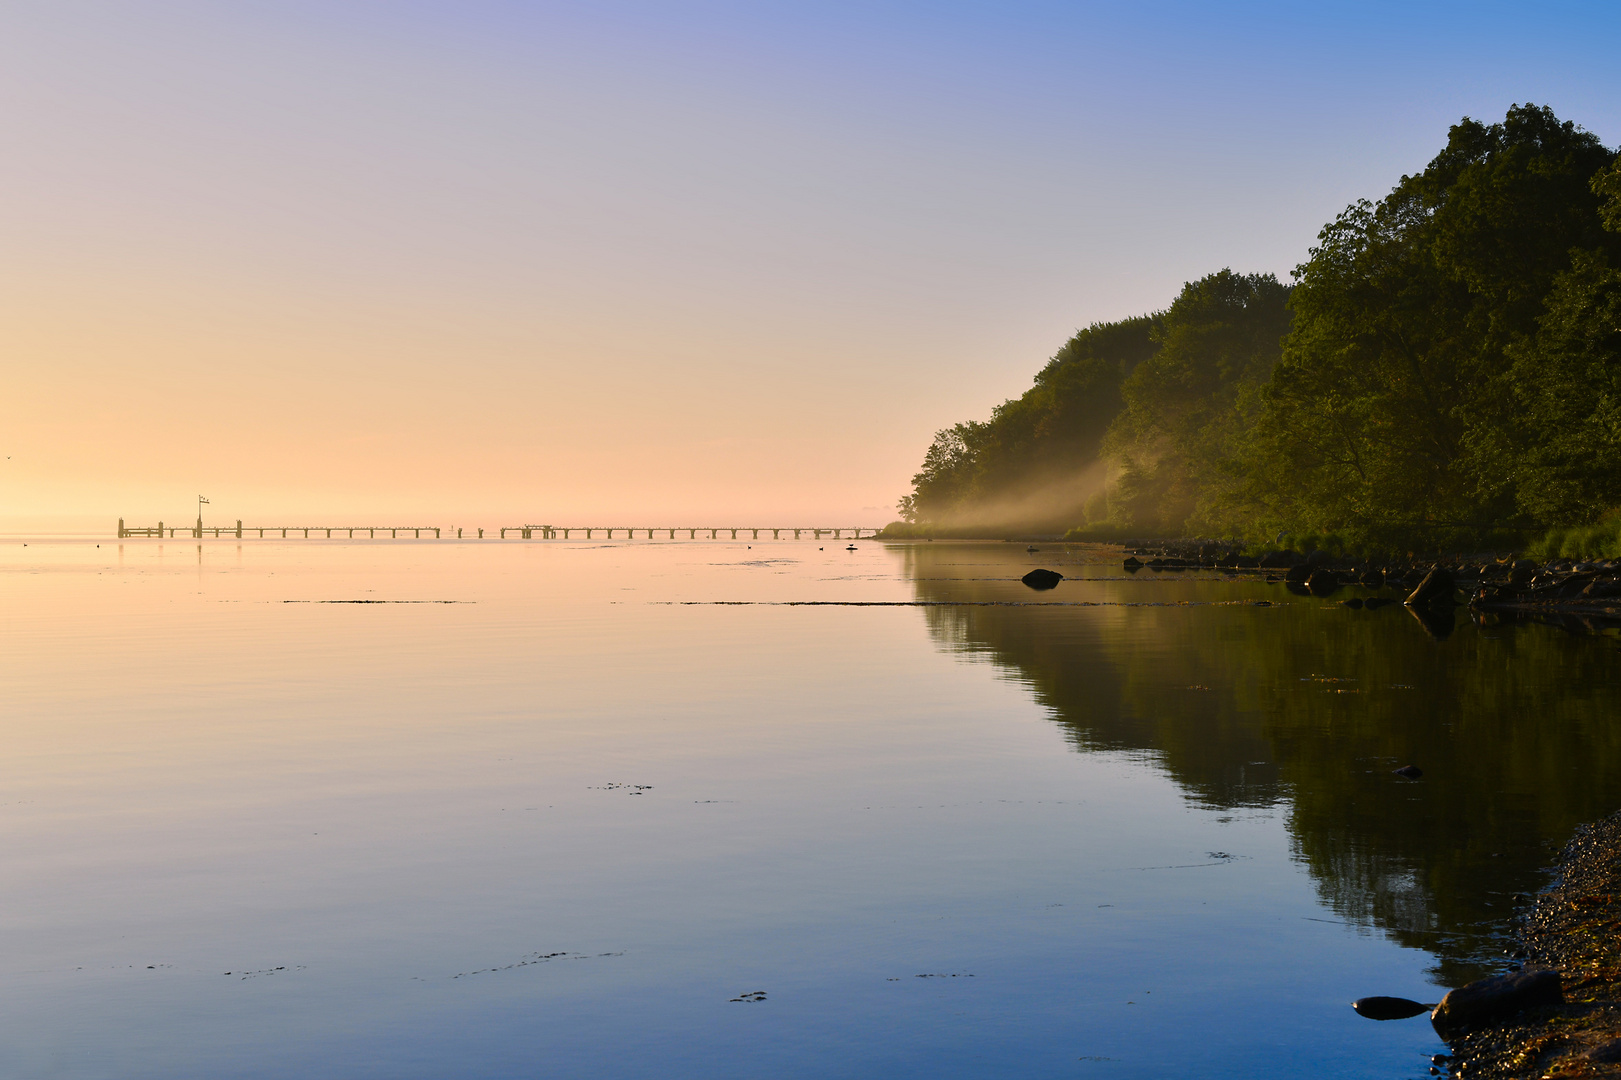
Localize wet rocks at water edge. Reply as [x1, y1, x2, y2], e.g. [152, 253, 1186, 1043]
[1429, 968, 1563, 1040]
[1393, 764, 1423, 779]
[1021, 568, 1063, 590]
[1406, 567, 1457, 608]
[1100, 547, 1621, 631]
[1468, 557, 1621, 625]
[1306, 568, 1341, 596]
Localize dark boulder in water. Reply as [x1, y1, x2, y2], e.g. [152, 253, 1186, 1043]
[1406, 567, 1456, 607]
[1021, 569, 1063, 590]
[1430, 968, 1563, 1038]
[1353, 996, 1433, 1021]
[1341, 597, 1364, 609]
[1393, 765, 1423, 779]
[1307, 569, 1341, 596]
[1285, 564, 1312, 584]
[1363, 597, 1395, 611]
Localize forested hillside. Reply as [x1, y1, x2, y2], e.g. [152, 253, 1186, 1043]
[897, 105, 1621, 549]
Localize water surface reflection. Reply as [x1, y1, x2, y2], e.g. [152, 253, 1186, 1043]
[902, 544, 1621, 986]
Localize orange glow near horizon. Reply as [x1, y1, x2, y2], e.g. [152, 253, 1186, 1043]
[2, 5, 1616, 530]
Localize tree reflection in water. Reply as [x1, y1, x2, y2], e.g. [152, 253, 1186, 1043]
[900, 544, 1621, 987]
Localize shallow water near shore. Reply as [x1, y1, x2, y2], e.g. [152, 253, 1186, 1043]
[3, 539, 1620, 1079]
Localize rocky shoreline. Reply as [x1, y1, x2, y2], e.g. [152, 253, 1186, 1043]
[1115, 547, 1621, 634]
[1439, 811, 1621, 1079]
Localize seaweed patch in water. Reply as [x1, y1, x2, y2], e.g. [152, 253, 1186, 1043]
[451, 951, 623, 979]
[223, 965, 305, 980]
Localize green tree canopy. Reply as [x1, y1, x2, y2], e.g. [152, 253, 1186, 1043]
[897, 106, 1621, 547]
[1506, 159, 1621, 523]
[1105, 270, 1291, 534]
[899, 315, 1158, 528]
[1247, 105, 1618, 543]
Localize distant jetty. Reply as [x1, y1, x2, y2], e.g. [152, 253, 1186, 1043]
[116, 519, 880, 541]
[119, 519, 442, 539]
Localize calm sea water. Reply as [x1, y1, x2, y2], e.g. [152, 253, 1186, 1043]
[3, 538, 1619, 1079]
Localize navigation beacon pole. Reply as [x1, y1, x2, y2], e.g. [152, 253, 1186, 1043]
[197, 495, 209, 539]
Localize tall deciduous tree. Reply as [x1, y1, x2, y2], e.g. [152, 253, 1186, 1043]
[1250, 105, 1617, 542]
[897, 316, 1158, 526]
[1104, 270, 1291, 534]
[1508, 159, 1621, 523]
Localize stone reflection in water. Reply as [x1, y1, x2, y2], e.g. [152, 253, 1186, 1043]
[899, 544, 1621, 988]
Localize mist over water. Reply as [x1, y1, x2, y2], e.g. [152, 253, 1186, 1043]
[2, 538, 1614, 1078]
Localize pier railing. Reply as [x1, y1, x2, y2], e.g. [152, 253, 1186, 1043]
[116, 519, 878, 541]
[118, 519, 440, 539]
[497, 525, 874, 540]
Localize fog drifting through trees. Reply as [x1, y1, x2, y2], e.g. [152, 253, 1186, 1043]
[899, 106, 1621, 552]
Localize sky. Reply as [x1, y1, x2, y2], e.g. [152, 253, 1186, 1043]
[3, 1, 1619, 531]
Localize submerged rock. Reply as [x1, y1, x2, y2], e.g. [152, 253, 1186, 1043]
[1021, 568, 1063, 590]
[1353, 996, 1433, 1021]
[1393, 765, 1423, 779]
[1430, 968, 1563, 1039]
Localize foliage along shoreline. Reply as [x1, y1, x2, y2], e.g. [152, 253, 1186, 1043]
[890, 105, 1621, 560]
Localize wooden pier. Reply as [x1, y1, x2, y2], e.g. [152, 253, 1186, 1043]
[497, 525, 875, 540]
[118, 519, 441, 539]
[116, 519, 876, 541]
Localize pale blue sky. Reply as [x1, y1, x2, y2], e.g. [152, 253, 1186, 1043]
[2, 2, 1618, 523]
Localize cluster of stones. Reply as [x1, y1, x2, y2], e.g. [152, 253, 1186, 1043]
[1123, 547, 1446, 599]
[1120, 549, 1621, 617]
[1471, 558, 1621, 609]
